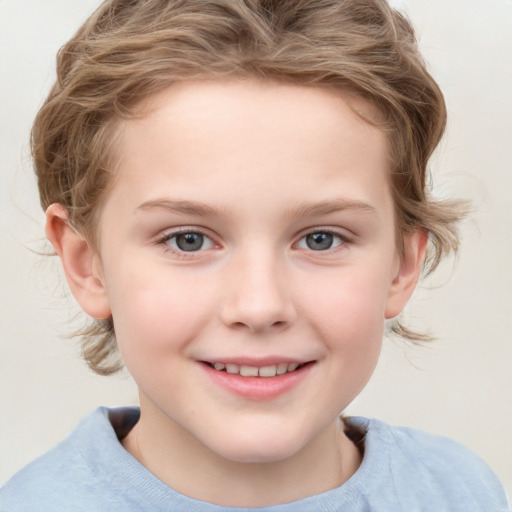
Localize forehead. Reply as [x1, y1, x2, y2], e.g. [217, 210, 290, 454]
[102, 79, 392, 229]
[129, 79, 385, 152]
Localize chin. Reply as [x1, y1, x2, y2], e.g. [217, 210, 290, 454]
[206, 427, 308, 464]
[218, 444, 299, 464]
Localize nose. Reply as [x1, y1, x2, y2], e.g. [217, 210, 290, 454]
[219, 251, 297, 333]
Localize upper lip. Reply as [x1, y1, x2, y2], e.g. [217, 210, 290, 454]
[198, 357, 315, 367]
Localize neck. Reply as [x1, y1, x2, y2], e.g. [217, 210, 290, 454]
[122, 399, 361, 507]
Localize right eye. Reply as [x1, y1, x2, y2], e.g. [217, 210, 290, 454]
[160, 230, 215, 252]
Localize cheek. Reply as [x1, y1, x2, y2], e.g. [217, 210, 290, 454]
[302, 266, 390, 382]
[307, 267, 391, 339]
[320, 299, 384, 400]
[105, 266, 215, 361]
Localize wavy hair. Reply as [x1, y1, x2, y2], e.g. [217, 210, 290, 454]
[32, 0, 467, 374]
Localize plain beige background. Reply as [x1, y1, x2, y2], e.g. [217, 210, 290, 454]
[1, 0, 511, 500]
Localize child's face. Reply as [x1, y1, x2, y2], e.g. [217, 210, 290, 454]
[87, 79, 421, 462]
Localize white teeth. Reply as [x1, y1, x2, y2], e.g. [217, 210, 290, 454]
[240, 365, 259, 377]
[259, 365, 277, 378]
[276, 363, 288, 375]
[226, 364, 240, 374]
[210, 361, 305, 377]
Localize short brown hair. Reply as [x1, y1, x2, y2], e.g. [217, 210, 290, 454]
[33, 0, 467, 375]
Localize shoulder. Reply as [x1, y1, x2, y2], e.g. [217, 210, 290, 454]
[0, 407, 141, 512]
[346, 417, 509, 512]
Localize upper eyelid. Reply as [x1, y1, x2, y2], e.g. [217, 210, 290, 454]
[295, 226, 352, 241]
[158, 226, 215, 241]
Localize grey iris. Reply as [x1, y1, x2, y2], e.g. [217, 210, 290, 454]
[306, 232, 334, 251]
[176, 233, 204, 251]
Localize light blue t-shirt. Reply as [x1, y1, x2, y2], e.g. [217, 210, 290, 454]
[0, 407, 508, 511]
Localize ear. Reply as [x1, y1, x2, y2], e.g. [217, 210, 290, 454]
[385, 228, 428, 319]
[45, 203, 111, 319]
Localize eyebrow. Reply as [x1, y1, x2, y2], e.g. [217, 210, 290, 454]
[287, 199, 378, 219]
[136, 197, 378, 219]
[135, 199, 220, 216]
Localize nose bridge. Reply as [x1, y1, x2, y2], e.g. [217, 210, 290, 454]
[220, 246, 296, 332]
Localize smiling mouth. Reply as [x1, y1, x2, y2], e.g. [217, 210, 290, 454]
[201, 361, 314, 378]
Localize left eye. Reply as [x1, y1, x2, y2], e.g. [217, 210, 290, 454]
[164, 232, 215, 252]
[297, 231, 344, 251]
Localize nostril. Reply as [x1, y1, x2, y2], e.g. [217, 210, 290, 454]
[227, 319, 288, 332]
[219, 290, 297, 332]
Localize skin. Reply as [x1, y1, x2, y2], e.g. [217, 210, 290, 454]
[46, 79, 427, 507]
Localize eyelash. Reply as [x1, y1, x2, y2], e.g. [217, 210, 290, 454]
[155, 227, 351, 256]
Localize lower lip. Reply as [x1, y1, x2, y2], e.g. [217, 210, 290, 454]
[200, 363, 314, 401]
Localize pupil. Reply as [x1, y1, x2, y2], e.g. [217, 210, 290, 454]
[176, 233, 203, 251]
[306, 232, 333, 251]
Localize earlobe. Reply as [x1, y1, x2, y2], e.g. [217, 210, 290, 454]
[384, 229, 428, 319]
[45, 204, 111, 320]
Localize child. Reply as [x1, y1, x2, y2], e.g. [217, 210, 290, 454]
[0, 0, 509, 510]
